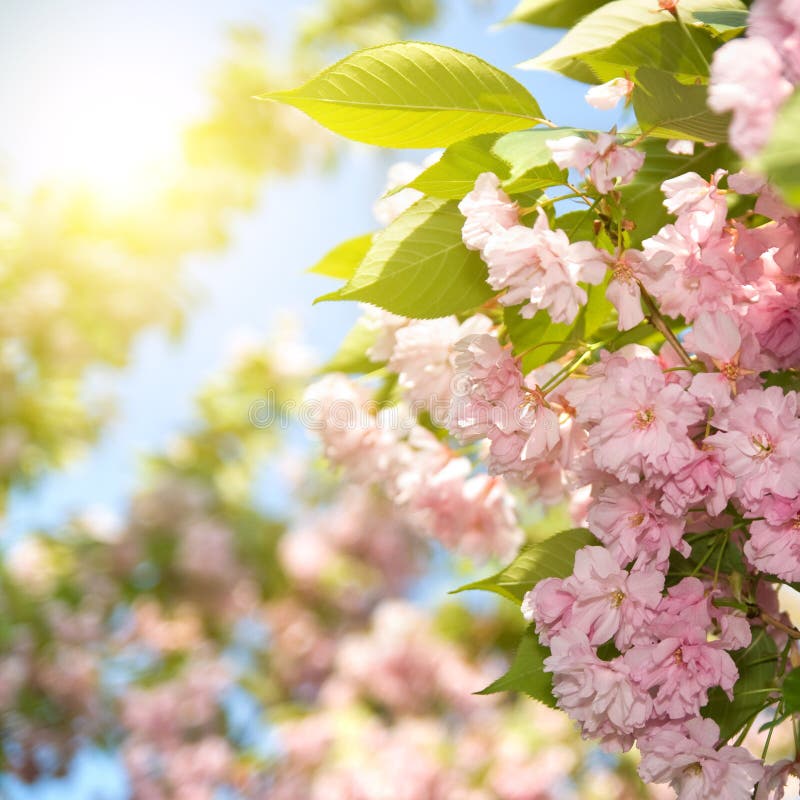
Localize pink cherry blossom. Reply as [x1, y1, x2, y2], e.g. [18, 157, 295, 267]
[482, 211, 609, 324]
[708, 37, 793, 158]
[548, 133, 645, 193]
[584, 78, 633, 110]
[744, 516, 800, 581]
[657, 444, 736, 517]
[459, 172, 519, 252]
[706, 387, 800, 511]
[544, 629, 652, 752]
[587, 482, 688, 570]
[638, 718, 764, 800]
[606, 249, 647, 330]
[563, 546, 664, 650]
[625, 620, 737, 719]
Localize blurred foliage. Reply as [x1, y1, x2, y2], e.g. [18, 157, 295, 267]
[0, 0, 444, 505]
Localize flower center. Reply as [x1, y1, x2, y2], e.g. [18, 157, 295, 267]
[684, 762, 703, 777]
[793, 517, 800, 530]
[613, 259, 634, 284]
[610, 589, 625, 608]
[673, 647, 684, 665]
[634, 407, 655, 430]
[629, 512, 645, 527]
[750, 433, 774, 459]
[720, 362, 740, 382]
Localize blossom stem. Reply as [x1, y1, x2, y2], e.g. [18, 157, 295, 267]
[639, 284, 693, 368]
[760, 612, 800, 640]
[541, 346, 599, 395]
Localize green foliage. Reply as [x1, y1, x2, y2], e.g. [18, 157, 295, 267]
[478, 625, 557, 707]
[781, 667, 800, 713]
[703, 629, 778, 741]
[453, 528, 597, 603]
[632, 66, 730, 142]
[519, 0, 745, 84]
[582, 21, 718, 84]
[504, 280, 613, 372]
[692, 8, 748, 38]
[264, 42, 545, 148]
[505, 0, 611, 28]
[309, 233, 374, 279]
[317, 196, 494, 318]
[406, 129, 571, 200]
[323, 317, 382, 373]
[753, 88, 800, 208]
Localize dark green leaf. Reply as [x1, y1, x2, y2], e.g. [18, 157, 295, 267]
[478, 625, 556, 707]
[703, 628, 778, 741]
[781, 668, 800, 713]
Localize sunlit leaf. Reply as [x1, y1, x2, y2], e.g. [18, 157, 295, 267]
[264, 42, 544, 148]
[519, 0, 745, 84]
[452, 528, 597, 602]
[505, 0, 611, 28]
[322, 317, 382, 374]
[317, 196, 493, 318]
[309, 233, 374, 279]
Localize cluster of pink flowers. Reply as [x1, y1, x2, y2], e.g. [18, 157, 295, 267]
[304, 372, 522, 561]
[709, 0, 799, 158]
[450, 144, 800, 792]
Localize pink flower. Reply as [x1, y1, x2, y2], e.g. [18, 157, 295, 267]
[449, 334, 523, 443]
[606, 250, 647, 330]
[755, 758, 800, 800]
[548, 133, 645, 193]
[749, 0, 800, 83]
[657, 444, 736, 517]
[564, 546, 664, 650]
[544, 629, 652, 752]
[522, 577, 576, 645]
[584, 78, 633, 110]
[482, 211, 609, 324]
[587, 482, 688, 570]
[459, 172, 519, 252]
[706, 387, 800, 511]
[662, 169, 728, 243]
[585, 357, 703, 483]
[638, 718, 764, 800]
[708, 37, 793, 158]
[625, 620, 737, 719]
[744, 515, 800, 581]
[388, 315, 493, 415]
[666, 139, 695, 155]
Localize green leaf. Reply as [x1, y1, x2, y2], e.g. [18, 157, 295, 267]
[505, 0, 611, 28]
[619, 140, 737, 245]
[582, 21, 720, 84]
[703, 629, 778, 741]
[753, 88, 800, 209]
[478, 625, 556, 707]
[263, 42, 544, 149]
[453, 528, 597, 602]
[322, 317, 382, 374]
[406, 128, 574, 200]
[782, 668, 800, 714]
[520, 0, 745, 84]
[317, 196, 493, 318]
[693, 8, 748, 38]
[309, 233, 374, 279]
[632, 66, 731, 142]
[504, 280, 612, 372]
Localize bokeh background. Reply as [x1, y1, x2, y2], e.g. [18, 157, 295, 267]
[0, 2, 666, 798]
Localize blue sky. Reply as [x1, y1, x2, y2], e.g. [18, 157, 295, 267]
[0, 1, 622, 795]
